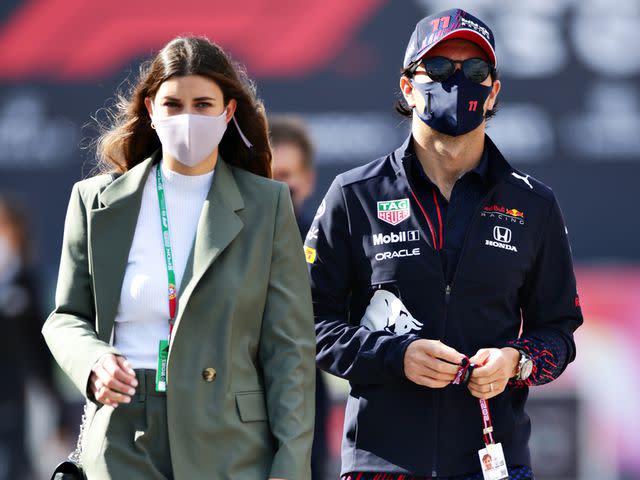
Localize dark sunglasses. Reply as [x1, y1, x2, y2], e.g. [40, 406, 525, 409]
[409, 56, 494, 84]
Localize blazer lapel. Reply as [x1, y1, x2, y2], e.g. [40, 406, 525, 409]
[89, 155, 156, 343]
[169, 159, 244, 350]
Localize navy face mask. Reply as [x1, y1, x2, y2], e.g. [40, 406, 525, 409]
[411, 70, 492, 136]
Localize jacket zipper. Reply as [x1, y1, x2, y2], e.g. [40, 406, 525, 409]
[431, 284, 451, 478]
[407, 178, 448, 477]
[405, 157, 503, 475]
[432, 187, 499, 476]
[411, 179, 500, 477]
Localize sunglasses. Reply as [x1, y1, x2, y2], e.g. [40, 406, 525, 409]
[409, 56, 494, 84]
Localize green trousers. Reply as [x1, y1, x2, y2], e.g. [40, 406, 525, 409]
[80, 369, 173, 479]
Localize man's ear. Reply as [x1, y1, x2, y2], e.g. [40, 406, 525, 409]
[484, 79, 501, 112]
[400, 76, 416, 108]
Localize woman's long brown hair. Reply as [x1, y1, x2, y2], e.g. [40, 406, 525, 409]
[96, 36, 272, 178]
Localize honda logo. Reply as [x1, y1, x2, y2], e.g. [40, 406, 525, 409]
[493, 226, 512, 243]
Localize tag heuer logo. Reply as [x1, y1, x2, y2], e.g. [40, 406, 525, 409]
[377, 198, 411, 226]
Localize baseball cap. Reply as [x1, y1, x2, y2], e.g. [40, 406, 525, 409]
[403, 8, 497, 69]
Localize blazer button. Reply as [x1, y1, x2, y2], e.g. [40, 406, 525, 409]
[202, 367, 217, 382]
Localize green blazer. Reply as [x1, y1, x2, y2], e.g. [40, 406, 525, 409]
[43, 154, 316, 479]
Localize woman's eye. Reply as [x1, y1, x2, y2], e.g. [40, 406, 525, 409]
[163, 101, 180, 108]
[196, 102, 213, 108]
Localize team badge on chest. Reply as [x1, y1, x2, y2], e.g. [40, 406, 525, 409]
[377, 198, 411, 226]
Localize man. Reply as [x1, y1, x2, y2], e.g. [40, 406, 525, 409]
[305, 8, 582, 480]
[270, 115, 329, 480]
[270, 115, 317, 236]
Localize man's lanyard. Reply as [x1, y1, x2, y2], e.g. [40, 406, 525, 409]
[155, 163, 178, 337]
[479, 398, 495, 446]
[452, 357, 509, 478]
[452, 357, 495, 446]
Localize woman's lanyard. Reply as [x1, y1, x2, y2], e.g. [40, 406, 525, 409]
[154, 163, 176, 392]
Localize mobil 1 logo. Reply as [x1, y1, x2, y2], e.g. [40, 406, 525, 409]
[372, 230, 420, 246]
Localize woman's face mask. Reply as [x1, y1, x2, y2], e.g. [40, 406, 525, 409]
[152, 110, 228, 167]
[149, 75, 234, 167]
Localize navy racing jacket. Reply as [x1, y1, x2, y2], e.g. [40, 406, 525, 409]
[305, 135, 583, 477]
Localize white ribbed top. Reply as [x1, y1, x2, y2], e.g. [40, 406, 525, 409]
[113, 161, 214, 369]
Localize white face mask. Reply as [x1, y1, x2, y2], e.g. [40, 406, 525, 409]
[152, 110, 228, 167]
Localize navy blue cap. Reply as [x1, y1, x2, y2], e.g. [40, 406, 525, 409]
[403, 8, 496, 69]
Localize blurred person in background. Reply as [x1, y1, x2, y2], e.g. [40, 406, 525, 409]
[0, 195, 58, 479]
[270, 115, 329, 480]
[270, 115, 316, 235]
[305, 8, 582, 480]
[43, 36, 315, 479]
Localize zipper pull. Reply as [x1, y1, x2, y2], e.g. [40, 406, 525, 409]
[445, 284, 451, 303]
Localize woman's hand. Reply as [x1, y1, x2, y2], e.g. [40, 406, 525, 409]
[89, 354, 138, 407]
[467, 348, 520, 399]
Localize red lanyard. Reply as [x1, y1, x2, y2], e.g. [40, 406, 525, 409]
[410, 188, 444, 251]
[452, 356, 496, 446]
[479, 398, 495, 446]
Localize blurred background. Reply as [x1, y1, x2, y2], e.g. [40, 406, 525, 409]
[0, 0, 638, 479]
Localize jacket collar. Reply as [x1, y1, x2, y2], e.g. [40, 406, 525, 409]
[99, 154, 156, 207]
[390, 133, 513, 188]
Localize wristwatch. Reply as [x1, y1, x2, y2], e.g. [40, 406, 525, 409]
[514, 350, 533, 381]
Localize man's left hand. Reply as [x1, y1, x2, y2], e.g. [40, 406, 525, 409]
[467, 347, 520, 399]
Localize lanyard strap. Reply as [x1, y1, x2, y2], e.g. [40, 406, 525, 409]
[155, 164, 177, 336]
[452, 356, 495, 446]
[479, 398, 495, 446]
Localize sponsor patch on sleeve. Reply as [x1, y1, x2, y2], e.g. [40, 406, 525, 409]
[304, 245, 317, 264]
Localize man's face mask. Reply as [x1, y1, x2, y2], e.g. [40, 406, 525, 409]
[411, 69, 492, 137]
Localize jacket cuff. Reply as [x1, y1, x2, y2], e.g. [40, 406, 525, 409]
[269, 444, 311, 480]
[386, 334, 421, 379]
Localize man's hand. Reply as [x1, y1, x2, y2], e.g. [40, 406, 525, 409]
[404, 339, 465, 388]
[467, 347, 520, 399]
[89, 354, 138, 407]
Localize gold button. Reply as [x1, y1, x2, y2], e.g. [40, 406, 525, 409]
[202, 368, 217, 382]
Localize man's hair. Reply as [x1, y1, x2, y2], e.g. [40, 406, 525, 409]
[395, 66, 500, 120]
[483, 454, 492, 461]
[269, 115, 314, 169]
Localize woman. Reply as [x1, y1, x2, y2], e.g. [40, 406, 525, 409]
[0, 196, 58, 480]
[43, 36, 315, 479]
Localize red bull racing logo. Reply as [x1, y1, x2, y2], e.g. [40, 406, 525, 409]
[481, 205, 525, 225]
